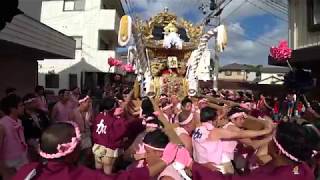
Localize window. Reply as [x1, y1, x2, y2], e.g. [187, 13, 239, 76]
[98, 38, 110, 50]
[98, 30, 115, 50]
[63, 0, 85, 11]
[307, 0, 320, 31]
[45, 74, 59, 88]
[225, 71, 232, 76]
[237, 71, 242, 75]
[69, 74, 78, 89]
[72, 36, 82, 49]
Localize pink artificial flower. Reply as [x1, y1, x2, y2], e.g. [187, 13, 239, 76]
[108, 57, 116, 67]
[108, 57, 123, 67]
[121, 63, 135, 73]
[114, 59, 123, 67]
[269, 40, 292, 62]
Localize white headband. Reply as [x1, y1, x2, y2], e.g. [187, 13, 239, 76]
[145, 123, 159, 128]
[229, 112, 247, 120]
[161, 104, 173, 111]
[24, 98, 36, 104]
[160, 95, 168, 100]
[78, 96, 89, 103]
[273, 136, 300, 162]
[179, 113, 193, 125]
[143, 143, 165, 151]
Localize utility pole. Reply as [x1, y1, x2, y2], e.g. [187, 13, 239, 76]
[200, 0, 230, 92]
[213, 48, 219, 91]
[212, 16, 221, 92]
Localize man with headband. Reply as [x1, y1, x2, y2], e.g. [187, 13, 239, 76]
[91, 97, 128, 174]
[69, 94, 93, 165]
[140, 129, 191, 180]
[160, 99, 176, 124]
[13, 122, 181, 180]
[191, 121, 316, 180]
[175, 109, 196, 154]
[21, 93, 50, 162]
[192, 107, 272, 174]
[222, 106, 272, 173]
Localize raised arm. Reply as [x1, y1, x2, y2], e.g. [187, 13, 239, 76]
[210, 126, 271, 141]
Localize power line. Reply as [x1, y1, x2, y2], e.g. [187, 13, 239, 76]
[202, 0, 233, 25]
[221, 0, 247, 21]
[246, 0, 288, 22]
[266, 0, 288, 12]
[229, 30, 273, 48]
[261, 1, 287, 14]
[269, 0, 288, 9]
[259, 0, 288, 15]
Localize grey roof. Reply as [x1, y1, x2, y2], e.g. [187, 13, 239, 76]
[220, 63, 254, 71]
[260, 66, 290, 73]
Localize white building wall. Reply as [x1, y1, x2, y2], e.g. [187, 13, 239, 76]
[259, 73, 285, 85]
[218, 71, 246, 81]
[246, 72, 257, 82]
[38, 0, 121, 92]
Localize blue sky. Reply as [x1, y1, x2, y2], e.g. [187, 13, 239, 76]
[121, 0, 288, 65]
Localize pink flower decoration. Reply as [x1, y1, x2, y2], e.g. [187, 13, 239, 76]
[270, 40, 292, 62]
[108, 57, 123, 67]
[121, 63, 135, 73]
[108, 57, 114, 66]
[114, 59, 123, 67]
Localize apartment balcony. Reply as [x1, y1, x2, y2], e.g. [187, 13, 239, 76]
[100, 0, 125, 16]
[98, 9, 121, 32]
[100, 0, 124, 31]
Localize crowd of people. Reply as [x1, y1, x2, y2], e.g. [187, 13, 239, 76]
[0, 84, 319, 180]
[201, 88, 320, 121]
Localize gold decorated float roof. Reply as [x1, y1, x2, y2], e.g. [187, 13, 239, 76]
[136, 9, 203, 49]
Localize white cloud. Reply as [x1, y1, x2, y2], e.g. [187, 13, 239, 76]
[123, 0, 205, 22]
[123, 0, 268, 23]
[220, 20, 288, 65]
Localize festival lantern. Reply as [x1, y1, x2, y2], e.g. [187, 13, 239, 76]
[118, 15, 132, 47]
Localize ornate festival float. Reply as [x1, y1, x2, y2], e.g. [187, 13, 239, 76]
[118, 8, 227, 99]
